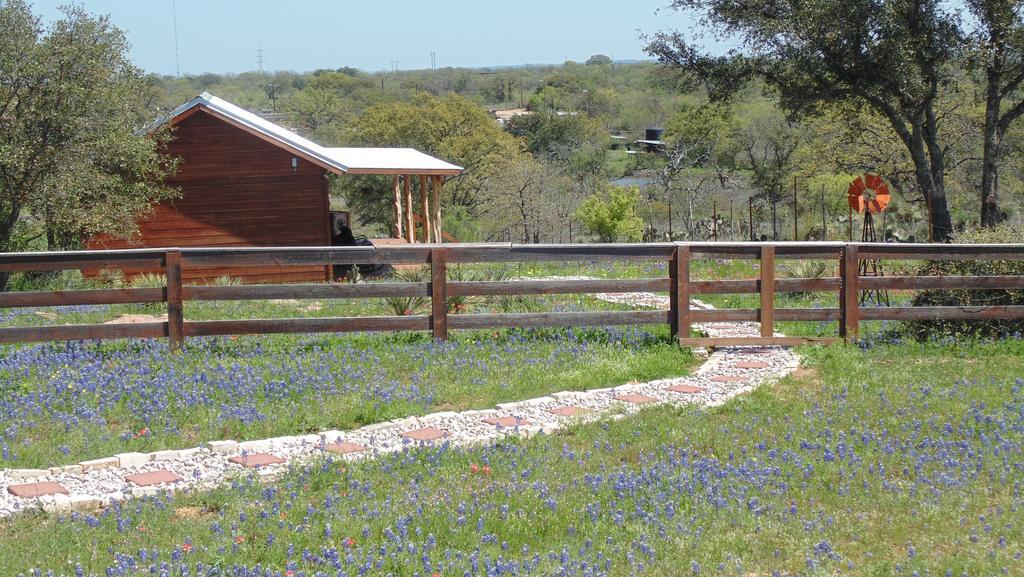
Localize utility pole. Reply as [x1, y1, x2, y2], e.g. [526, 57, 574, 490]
[390, 59, 399, 73]
[171, 0, 181, 79]
[431, 51, 436, 70]
[266, 83, 278, 113]
[256, 44, 266, 74]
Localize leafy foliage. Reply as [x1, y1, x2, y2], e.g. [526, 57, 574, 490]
[0, 1, 176, 289]
[576, 186, 645, 242]
[901, 224, 1024, 340]
[647, 0, 963, 239]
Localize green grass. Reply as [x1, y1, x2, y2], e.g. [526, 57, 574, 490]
[5, 338, 1024, 575]
[0, 324, 695, 468]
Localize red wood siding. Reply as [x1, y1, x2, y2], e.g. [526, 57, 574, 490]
[89, 110, 331, 283]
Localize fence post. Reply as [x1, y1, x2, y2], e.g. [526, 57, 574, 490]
[430, 247, 448, 341]
[839, 244, 859, 342]
[669, 244, 691, 343]
[165, 250, 184, 352]
[760, 245, 775, 338]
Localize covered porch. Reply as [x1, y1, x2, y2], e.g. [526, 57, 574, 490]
[324, 148, 462, 243]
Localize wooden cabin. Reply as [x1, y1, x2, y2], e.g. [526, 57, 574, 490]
[88, 93, 462, 283]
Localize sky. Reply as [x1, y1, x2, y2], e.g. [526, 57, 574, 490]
[28, 1, 694, 76]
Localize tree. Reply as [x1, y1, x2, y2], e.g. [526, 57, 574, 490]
[741, 112, 802, 240]
[285, 88, 349, 136]
[652, 103, 737, 239]
[481, 157, 566, 243]
[340, 93, 525, 232]
[647, 0, 963, 240]
[0, 1, 175, 289]
[585, 54, 613, 66]
[576, 186, 644, 242]
[504, 112, 608, 178]
[966, 0, 1024, 226]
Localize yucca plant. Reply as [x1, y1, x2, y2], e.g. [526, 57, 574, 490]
[128, 273, 167, 289]
[382, 266, 430, 316]
[781, 260, 831, 297]
[97, 268, 125, 288]
[212, 276, 245, 286]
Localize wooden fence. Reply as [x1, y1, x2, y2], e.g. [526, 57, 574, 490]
[0, 242, 1022, 350]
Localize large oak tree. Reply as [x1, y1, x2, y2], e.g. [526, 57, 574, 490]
[0, 1, 175, 289]
[647, 0, 962, 240]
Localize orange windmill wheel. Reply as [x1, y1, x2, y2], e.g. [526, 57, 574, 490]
[847, 173, 891, 214]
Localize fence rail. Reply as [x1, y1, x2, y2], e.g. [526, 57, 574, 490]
[0, 242, 1020, 350]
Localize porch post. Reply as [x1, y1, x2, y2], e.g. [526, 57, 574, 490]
[392, 175, 403, 239]
[431, 175, 443, 242]
[419, 174, 431, 243]
[403, 175, 414, 243]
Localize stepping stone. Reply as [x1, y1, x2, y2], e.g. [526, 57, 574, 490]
[549, 406, 593, 417]
[483, 416, 531, 427]
[710, 375, 748, 383]
[324, 441, 368, 455]
[228, 453, 286, 468]
[7, 481, 69, 499]
[400, 427, 449, 442]
[735, 361, 770, 369]
[666, 384, 706, 394]
[613, 394, 659, 404]
[125, 470, 183, 487]
[734, 348, 773, 355]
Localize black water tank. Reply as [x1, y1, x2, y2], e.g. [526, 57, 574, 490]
[645, 127, 664, 141]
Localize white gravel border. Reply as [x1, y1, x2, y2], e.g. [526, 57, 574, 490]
[0, 287, 802, 518]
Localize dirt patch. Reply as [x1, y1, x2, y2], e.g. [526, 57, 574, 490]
[771, 365, 822, 398]
[171, 506, 215, 521]
[103, 314, 167, 325]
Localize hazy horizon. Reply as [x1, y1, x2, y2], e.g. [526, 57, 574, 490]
[28, 0, 696, 77]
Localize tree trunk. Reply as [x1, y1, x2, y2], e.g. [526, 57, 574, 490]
[981, 76, 1003, 227]
[0, 205, 21, 292]
[907, 122, 954, 241]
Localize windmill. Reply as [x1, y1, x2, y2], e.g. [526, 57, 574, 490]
[847, 174, 891, 306]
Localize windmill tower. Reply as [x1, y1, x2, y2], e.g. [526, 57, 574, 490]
[847, 174, 892, 306]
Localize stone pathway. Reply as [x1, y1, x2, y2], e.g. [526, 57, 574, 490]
[0, 286, 800, 518]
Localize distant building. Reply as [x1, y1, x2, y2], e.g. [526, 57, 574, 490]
[634, 127, 665, 153]
[493, 108, 531, 127]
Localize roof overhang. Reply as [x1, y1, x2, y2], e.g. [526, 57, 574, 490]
[323, 148, 462, 176]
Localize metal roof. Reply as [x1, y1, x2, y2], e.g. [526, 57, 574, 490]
[158, 93, 462, 176]
[324, 147, 462, 175]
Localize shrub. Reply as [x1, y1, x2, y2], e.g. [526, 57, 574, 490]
[899, 225, 1024, 340]
[576, 185, 644, 243]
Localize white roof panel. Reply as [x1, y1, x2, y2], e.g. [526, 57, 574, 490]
[157, 93, 462, 176]
[324, 147, 462, 174]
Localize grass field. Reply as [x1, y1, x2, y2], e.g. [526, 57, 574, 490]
[4, 338, 1023, 575]
[0, 257, 913, 469]
[0, 325, 694, 468]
